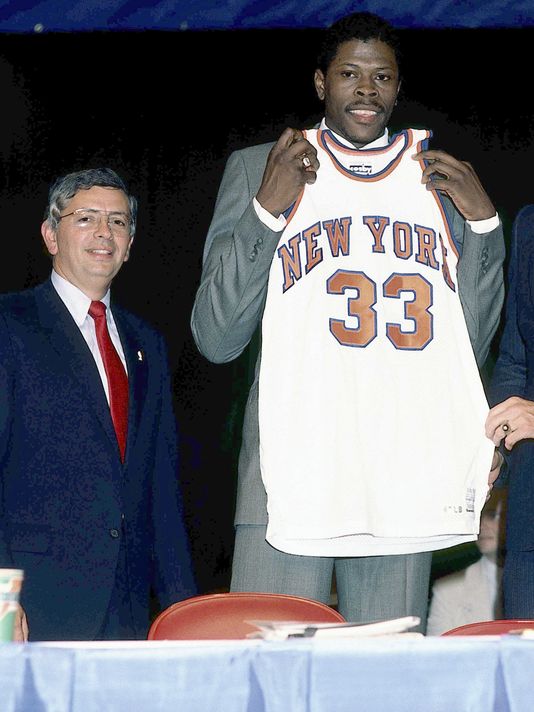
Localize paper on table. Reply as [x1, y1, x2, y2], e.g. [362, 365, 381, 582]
[514, 628, 534, 638]
[245, 616, 421, 640]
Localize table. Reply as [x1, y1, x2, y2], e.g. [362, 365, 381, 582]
[1, 635, 532, 711]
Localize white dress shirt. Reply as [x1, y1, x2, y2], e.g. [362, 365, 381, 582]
[51, 270, 128, 404]
[426, 556, 503, 635]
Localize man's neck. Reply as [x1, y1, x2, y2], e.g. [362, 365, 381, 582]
[52, 267, 110, 302]
[321, 119, 389, 149]
[51, 269, 111, 304]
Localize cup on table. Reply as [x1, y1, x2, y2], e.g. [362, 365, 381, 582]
[0, 569, 24, 642]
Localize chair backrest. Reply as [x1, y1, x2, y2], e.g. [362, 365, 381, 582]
[442, 619, 534, 636]
[147, 592, 346, 640]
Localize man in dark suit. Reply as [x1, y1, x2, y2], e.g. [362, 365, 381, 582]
[486, 205, 534, 617]
[0, 167, 195, 641]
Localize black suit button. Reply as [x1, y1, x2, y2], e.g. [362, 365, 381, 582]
[109, 528, 120, 539]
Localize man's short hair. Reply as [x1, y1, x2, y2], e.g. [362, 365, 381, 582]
[45, 167, 137, 236]
[316, 11, 402, 76]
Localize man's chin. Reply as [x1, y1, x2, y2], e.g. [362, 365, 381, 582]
[342, 123, 385, 148]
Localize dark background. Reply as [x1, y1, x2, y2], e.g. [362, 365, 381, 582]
[0, 26, 525, 591]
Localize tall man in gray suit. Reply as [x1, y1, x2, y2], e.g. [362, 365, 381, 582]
[191, 11, 505, 630]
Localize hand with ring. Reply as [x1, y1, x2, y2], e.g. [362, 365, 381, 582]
[485, 395, 534, 449]
[256, 127, 319, 217]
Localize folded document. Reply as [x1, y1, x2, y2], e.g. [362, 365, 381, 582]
[246, 616, 421, 640]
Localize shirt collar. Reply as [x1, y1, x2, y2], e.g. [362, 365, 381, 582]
[319, 118, 389, 149]
[51, 270, 111, 327]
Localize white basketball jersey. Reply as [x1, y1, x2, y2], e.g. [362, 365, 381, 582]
[258, 128, 494, 556]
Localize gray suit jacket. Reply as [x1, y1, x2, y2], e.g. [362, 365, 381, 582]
[191, 138, 506, 526]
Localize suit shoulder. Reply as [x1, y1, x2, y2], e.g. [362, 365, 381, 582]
[0, 287, 38, 321]
[228, 141, 275, 165]
[514, 203, 534, 222]
[513, 204, 534, 242]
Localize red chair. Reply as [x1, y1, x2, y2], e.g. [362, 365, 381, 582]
[147, 592, 346, 640]
[442, 619, 534, 636]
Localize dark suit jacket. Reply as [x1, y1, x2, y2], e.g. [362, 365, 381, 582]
[490, 204, 534, 551]
[0, 279, 196, 640]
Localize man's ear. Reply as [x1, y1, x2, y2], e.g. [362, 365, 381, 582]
[122, 237, 134, 263]
[41, 221, 58, 256]
[314, 69, 326, 101]
[395, 79, 402, 105]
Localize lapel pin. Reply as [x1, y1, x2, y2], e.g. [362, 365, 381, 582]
[137, 350, 144, 362]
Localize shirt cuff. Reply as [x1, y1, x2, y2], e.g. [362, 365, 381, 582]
[466, 213, 500, 234]
[253, 197, 287, 232]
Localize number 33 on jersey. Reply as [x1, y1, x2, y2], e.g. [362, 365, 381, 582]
[258, 127, 494, 557]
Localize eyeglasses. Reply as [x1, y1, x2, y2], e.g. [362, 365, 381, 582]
[58, 208, 131, 235]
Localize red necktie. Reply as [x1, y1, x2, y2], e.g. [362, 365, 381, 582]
[89, 300, 129, 461]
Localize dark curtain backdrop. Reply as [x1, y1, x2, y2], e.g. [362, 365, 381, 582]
[0, 27, 529, 591]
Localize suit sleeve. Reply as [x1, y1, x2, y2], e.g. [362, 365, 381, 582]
[191, 149, 283, 364]
[151, 333, 196, 606]
[445, 199, 506, 367]
[489, 210, 528, 405]
[0, 313, 13, 564]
